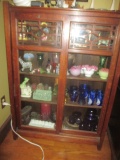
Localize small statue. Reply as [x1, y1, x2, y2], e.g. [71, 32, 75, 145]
[20, 78, 32, 98]
[46, 58, 52, 73]
[71, 0, 76, 8]
[19, 57, 32, 72]
[56, 0, 63, 7]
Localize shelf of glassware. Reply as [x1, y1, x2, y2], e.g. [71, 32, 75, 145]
[18, 50, 60, 130]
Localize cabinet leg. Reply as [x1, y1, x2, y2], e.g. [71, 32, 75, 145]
[12, 131, 18, 140]
[97, 134, 105, 150]
[97, 142, 102, 150]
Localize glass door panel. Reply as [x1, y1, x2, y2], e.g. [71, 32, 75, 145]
[62, 53, 111, 133]
[17, 20, 62, 47]
[63, 106, 100, 132]
[69, 22, 117, 51]
[18, 50, 60, 130]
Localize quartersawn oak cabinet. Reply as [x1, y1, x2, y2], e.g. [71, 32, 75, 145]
[3, 1, 120, 149]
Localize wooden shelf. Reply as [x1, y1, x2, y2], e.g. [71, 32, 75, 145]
[21, 96, 58, 105]
[67, 74, 107, 82]
[65, 101, 102, 109]
[20, 71, 59, 78]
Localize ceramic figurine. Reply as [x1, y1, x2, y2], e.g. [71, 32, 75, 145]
[71, 0, 76, 8]
[19, 57, 32, 72]
[56, 0, 63, 7]
[63, 1, 69, 8]
[46, 59, 52, 73]
[20, 77, 32, 98]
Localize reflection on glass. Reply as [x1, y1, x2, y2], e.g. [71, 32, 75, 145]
[69, 23, 116, 50]
[17, 20, 62, 47]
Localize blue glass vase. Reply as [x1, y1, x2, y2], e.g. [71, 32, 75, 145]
[69, 86, 78, 102]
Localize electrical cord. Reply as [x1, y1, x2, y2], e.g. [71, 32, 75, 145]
[2, 102, 45, 160]
[10, 119, 45, 160]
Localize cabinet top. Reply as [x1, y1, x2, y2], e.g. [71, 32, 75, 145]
[4, 1, 120, 18]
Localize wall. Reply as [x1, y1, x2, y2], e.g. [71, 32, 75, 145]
[78, 0, 119, 10]
[0, 0, 10, 128]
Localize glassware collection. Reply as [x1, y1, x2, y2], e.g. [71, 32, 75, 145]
[19, 48, 107, 132]
[67, 108, 99, 132]
[17, 19, 112, 133]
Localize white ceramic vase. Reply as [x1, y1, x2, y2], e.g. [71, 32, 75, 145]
[110, 0, 115, 10]
[90, 0, 94, 9]
[13, 0, 31, 6]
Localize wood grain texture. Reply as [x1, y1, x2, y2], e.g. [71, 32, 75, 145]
[0, 130, 111, 160]
[3, 1, 120, 150]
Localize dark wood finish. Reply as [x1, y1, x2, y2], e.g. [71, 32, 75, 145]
[103, 46, 120, 158]
[109, 87, 120, 160]
[3, 1, 120, 150]
[98, 43, 120, 150]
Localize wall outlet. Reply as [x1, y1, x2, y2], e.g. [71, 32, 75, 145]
[1, 95, 6, 109]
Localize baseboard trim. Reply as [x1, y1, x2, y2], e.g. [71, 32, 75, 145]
[0, 115, 11, 144]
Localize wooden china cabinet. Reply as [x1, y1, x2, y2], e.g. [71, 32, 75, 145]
[3, 1, 120, 149]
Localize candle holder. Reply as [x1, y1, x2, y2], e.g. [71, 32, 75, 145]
[41, 103, 51, 120]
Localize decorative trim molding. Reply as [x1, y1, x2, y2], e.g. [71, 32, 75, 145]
[0, 115, 11, 144]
